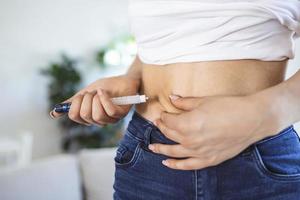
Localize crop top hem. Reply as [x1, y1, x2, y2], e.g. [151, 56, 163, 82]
[137, 52, 290, 66]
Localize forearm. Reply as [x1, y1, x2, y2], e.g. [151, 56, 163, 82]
[125, 56, 143, 80]
[252, 68, 300, 137]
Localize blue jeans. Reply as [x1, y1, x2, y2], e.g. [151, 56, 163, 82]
[113, 111, 300, 200]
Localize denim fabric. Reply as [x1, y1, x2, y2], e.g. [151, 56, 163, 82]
[113, 111, 300, 200]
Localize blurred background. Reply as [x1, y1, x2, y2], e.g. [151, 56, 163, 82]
[0, 0, 299, 200]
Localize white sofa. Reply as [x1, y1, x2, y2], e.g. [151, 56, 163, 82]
[0, 147, 117, 200]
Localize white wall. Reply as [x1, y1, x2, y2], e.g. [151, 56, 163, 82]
[0, 0, 130, 159]
[0, 0, 299, 159]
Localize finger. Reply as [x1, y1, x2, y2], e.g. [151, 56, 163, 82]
[97, 89, 127, 119]
[92, 94, 118, 125]
[49, 91, 87, 119]
[68, 94, 91, 126]
[162, 157, 208, 170]
[80, 91, 99, 125]
[169, 95, 203, 111]
[50, 97, 73, 118]
[149, 143, 194, 158]
[155, 119, 183, 143]
[160, 112, 190, 133]
[50, 110, 62, 119]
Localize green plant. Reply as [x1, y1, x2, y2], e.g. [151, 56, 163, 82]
[41, 54, 81, 130]
[41, 54, 123, 152]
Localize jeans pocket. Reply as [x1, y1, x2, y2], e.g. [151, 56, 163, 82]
[253, 126, 300, 181]
[114, 128, 144, 169]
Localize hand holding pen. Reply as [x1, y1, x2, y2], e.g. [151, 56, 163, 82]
[50, 88, 148, 127]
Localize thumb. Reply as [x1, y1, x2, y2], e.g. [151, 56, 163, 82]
[169, 94, 204, 111]
[49, 93, 82, 119]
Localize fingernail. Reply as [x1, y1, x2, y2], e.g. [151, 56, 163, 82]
[49, 111, 56, 119]
[148, 144, 155, 151]
[153, 120, 158, 126]
[162, 160, 169, 166]
[169, 94, 180, 101]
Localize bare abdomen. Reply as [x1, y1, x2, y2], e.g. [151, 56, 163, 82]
[135, 59, 287, 122]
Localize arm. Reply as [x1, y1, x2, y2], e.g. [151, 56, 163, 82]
[252, 67, 300, 138]
[123, 55, 143, 93]
[51, 55, 144, 125]
[125, 56, 143, 80]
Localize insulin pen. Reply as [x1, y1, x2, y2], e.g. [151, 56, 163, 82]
[53, 94, 149, 113]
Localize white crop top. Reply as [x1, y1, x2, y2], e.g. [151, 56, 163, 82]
[128, 0, 300, 65]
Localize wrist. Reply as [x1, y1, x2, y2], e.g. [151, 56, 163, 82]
[249, 79, 299, 139]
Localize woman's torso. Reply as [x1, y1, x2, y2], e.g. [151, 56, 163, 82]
[135, 59, 288, 122]
[130, 0, 299, 122]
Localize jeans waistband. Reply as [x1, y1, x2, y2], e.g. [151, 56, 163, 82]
[127, 111, 178, 146]
[128, 110, 294, 155]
